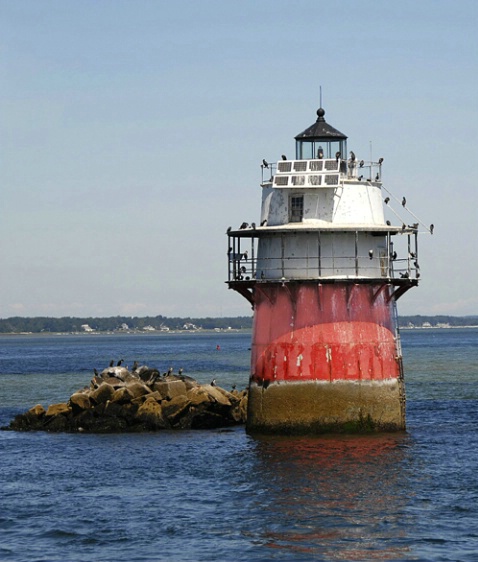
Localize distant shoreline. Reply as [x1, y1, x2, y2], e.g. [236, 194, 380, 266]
[0, 328, 252, 337]
[1, 325, 478, 336]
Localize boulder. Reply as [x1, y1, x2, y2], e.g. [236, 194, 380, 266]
[111, 386, 135, 404]
[29, 404, 46, 417]
[100, 366, 131, 381]
[153, 379, 187, 400]
[187, 387, 213, 407]
[126, 381, 151, 400]
[162, 395, 191, 425]
[136, 397, 168, 429]
[45, 402, 71, 417]
[69, 392, 92, 414]
[89, 383, 115, 405]
[101, 376, 124, 387]
[202, 384, 232, 406]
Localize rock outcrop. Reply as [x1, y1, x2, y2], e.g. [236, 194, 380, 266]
[6, 365, 248, 433]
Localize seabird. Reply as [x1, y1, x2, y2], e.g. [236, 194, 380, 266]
[132, 361, 138, 371]
[358, 175, 363, 181]
[240, 222, 248, 229]
[400, 272, 410, 278]
[430, 224, 434, 234]
[378, 157, 384, 165]
[359, 160, 364, 168]
[402, 197, 407, 207]
[260, 219, 267, 226]
[281, 154, 287, 160]
[178, 368, 183, 375]
[375, 173, 380, 181]
[384, 197, 390, 204]
[350, 151, 356, 161]
[386, 220, 391, 226]
[109, 360, 114, 367]
[262, 159, 269, 168]
[335, 151, 341, 161]
[93, 368, 99, 376]
[227, 226, 232, 233]
[369, 249, 374, 259]
[211, 379, 216, 386]
[251, 222, 256, 229]
[391, 251, 397, 260]
[117, 359, 124, 366]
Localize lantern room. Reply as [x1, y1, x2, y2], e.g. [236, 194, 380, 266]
[295, 107, 347, 160]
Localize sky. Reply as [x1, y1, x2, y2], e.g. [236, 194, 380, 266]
[1, 0, 477, 319]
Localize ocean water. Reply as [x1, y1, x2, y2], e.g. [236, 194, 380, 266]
[1, 328, 478, 562]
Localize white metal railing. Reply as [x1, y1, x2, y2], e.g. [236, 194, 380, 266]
[228, 253, 418, 283]
[263, 158, 384, 188]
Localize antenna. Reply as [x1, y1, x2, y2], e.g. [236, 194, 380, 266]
[319, 86, 323, 107]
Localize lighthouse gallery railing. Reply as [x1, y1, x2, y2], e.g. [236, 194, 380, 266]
[227, 230, 419, 284]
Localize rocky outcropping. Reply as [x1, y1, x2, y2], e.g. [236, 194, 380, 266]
[6, 364, 248, 433]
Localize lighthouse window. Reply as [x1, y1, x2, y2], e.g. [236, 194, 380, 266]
[309, 160, 323, 171]
[291, 175, 305, 186]
[278, 161, 292, 173]
[290, 195, 304, 222]
[325, 160, 339, 171]
[293, 161, 307, 172]
[309, 175, 322, 186]
[324, 174, 339, 185]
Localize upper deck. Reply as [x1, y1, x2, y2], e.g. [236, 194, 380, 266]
[263, 157, 383, 189]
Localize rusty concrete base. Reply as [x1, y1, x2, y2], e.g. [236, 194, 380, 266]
[246, 379, 406, 434]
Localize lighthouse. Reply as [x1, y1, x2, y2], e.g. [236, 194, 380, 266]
[227, 104, 421, 434]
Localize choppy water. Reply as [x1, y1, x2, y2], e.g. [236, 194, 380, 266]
[1, 329, 478, 561]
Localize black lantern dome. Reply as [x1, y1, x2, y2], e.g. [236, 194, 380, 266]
[294, 107, 348, 160]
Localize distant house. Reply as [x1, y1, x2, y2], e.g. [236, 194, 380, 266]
[183, 323, 198, 330]
[81, 324, 94, 332]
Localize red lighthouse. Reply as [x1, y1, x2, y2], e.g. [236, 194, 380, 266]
[227, 105, 421, 433]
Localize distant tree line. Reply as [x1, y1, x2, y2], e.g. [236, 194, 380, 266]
[0, 314, 477, 334]
[0, 315, 253, 333]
